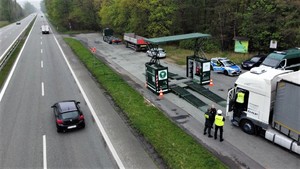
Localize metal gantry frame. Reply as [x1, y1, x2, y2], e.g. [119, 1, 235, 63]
[144, 33, 211, 94]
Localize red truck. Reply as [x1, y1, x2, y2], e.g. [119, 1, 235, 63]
[123, 33, 148, 51]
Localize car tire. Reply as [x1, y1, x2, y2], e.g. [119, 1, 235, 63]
[57, 127, 62, 133]
[224, 70, 228, 76]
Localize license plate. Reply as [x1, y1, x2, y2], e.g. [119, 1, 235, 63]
[68, 125, 76, 129]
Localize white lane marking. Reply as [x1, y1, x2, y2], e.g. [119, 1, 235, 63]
[41, 41, 42, 45]
[41, 49, 43, 53]
[41, 82, 44, 96]
[41, 61, 43, 68]
[0, 16, 37, 102]
[43, 135, 47, 169]
[53, 36, 125, 169]
[41, 37, 42, 40]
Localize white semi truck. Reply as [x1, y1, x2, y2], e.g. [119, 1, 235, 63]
[226, 67, 300, 154]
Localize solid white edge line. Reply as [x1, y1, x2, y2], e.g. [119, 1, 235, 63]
[0, 17, 34, 61]
[53, 35, 125, 169]
[43, 135, 47, 169]
[41, 82, 44, 96]
[0, 16, 37, 102]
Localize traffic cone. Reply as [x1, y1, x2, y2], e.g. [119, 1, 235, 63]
[209, 79, 214, 87]
[159, 89, 164, 99]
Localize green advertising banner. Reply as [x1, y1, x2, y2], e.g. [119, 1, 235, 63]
[234, 40, 249, 53]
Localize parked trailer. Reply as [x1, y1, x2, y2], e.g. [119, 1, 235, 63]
[227, 67, 300, 155]
[124, 33, 148, 51]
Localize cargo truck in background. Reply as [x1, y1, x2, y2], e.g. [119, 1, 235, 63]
[123, 33, 148, 51]
[102, 28, 121, 44]
[227, 67, 300, 155]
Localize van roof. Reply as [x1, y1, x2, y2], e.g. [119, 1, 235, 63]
[269, 48, 300, 60]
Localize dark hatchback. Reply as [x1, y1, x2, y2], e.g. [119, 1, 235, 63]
[241, 54, 267, 70]
[51, 100, 85, 133]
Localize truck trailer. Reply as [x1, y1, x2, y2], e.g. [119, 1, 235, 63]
[227, 67, 300, 154]
[123, 33, 148, 51]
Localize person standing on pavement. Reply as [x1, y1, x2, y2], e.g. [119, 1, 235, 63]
[203, 105, 217, 137]
[214, 109, 225, 142]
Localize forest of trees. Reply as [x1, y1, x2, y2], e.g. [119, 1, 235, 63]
[38, 0, 300, 52]
[0, 0, 37, 22]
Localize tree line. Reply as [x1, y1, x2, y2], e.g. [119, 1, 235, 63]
[0, 0, 37, 22]
[44, 0, 300, 52]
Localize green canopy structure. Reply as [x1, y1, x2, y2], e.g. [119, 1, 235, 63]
[145, 33, 211, 44]
[144, 33, 212, 94]
[145, 33, 211, 64]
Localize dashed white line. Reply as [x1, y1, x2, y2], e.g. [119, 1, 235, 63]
[41, 49, 43, 53]
[53, 35, 125, 169]
[43, 135, 47, 169]
[41, 61, 43, 68]
[41, 82, 44, 96]
[41, 41, 42, 45]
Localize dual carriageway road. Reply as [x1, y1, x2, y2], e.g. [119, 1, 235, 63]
[0, 13, 299, 169]
[0, 14, 157, 168]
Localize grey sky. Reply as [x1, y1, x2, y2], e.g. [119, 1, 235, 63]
[17, 0, 41, 10]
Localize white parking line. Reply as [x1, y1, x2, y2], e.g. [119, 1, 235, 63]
[41, 82, 44, 96]
[41, 61, 43, 68]
[43, 135, 47, 169]
[53, 35, 125, 169]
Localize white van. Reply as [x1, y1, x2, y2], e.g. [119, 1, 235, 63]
[41, 25, 50, 34]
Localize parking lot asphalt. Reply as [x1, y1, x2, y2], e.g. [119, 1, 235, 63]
[74, 33, 299, 169]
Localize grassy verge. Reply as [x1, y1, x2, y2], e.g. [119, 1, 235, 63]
[164, 45, 252, 65]
[64, 37, 227, 169]
[0, 18, 35, 89]
[0, 21, 10, 28]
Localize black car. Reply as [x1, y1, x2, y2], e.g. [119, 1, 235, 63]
[241, 54, 267, 70]
[51, 100, 85, 133]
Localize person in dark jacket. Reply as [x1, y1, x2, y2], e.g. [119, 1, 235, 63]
[203, 105, 217, 137]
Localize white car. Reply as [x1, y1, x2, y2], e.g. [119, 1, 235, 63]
[146, 48, 166, 58]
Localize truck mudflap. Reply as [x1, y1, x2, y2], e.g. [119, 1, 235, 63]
[265, 129, 300, 155]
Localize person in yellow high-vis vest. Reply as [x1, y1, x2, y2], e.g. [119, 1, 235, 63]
[214, 109, 225, 142]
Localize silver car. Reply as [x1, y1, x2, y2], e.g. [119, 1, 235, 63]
[146, 48, 166, 58]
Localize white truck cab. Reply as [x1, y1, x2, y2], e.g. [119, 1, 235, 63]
[227, 67, 300, 154]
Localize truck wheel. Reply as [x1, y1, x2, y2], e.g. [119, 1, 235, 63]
[240, 120, 255, 135]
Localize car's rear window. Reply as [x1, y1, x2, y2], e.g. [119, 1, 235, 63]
[61, 111, 79, 119]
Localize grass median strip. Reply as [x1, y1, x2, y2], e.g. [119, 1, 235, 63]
[64, 37, 227, 169]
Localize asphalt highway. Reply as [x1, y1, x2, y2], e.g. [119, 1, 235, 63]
[0, 14, 35, 61]
[0, 14, 158, 169]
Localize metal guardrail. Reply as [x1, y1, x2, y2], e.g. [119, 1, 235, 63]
[0, 19, 32, 72]
[0, 35, 23, 71]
